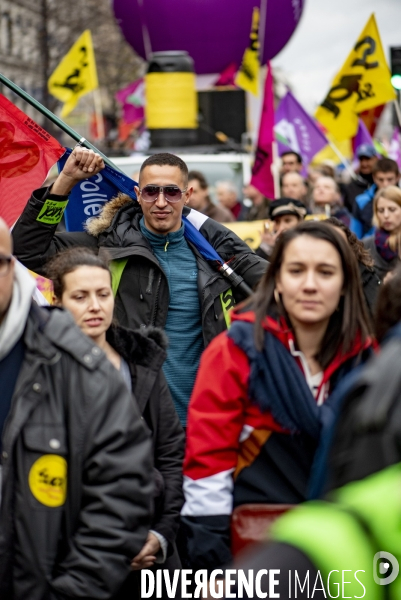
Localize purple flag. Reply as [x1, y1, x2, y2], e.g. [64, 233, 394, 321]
[274, 91, 328, 176]
[389, 128, 401, 170]
[354, 119, 374, 152]
[115, 79, 144, 125]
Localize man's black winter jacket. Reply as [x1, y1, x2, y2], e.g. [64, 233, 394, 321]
[12, 189, 268, 344]
[0, 305, 153, 600]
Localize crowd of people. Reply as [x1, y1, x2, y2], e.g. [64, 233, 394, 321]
[194, 146, 401, 298]
[1, 143, 401, 599]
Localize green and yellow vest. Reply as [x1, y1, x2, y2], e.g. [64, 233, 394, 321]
[271, 463, 401, 599]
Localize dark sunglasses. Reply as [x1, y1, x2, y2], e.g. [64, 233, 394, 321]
[139, 185, 187, 203]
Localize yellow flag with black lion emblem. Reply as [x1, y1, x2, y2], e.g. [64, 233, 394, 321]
[235, 7, 260, 96]
[48, 30, 98, 118]
[315, 14, 396, 140]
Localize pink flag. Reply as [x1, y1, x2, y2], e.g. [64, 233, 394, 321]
[250, 63, 275, 198]
[115, 79, 144, 125]
[389, 128, 401, 170]
[214, 62, 237, 87]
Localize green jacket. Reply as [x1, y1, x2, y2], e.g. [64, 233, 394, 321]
[272, 463, 401, 599]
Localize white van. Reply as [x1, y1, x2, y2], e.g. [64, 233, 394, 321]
[112, 153, 252, 201]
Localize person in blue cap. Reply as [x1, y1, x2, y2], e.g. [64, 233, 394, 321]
[343, 144, 377, 213]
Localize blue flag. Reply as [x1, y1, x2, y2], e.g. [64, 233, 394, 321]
[182, 217, 221, 263]
[58, 148, 137, 232]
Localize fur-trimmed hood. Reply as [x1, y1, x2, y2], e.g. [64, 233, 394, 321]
[85, 193, 136, 237]
[106, 324, 168, 413]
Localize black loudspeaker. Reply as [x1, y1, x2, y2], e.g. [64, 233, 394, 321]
[197, 89, 246, 145]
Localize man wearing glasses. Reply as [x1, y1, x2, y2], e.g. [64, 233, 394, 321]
[13, 149, 267, 426]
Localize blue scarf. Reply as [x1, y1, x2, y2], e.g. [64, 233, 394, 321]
[228, 320, 370, 499]
[228, 320, 356, 440]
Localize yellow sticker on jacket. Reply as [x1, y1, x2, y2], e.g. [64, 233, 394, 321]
[28, 454, 67, 507]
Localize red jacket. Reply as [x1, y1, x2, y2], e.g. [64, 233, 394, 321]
[181, 309, 373, 568]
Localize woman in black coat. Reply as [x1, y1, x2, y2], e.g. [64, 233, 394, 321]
[106, 323, 184, 559]
[46, 246, 185, 598]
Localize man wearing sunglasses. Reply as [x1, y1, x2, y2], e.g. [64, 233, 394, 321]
[12, 149, 267, 426]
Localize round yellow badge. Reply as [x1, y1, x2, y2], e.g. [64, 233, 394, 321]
[28, 454, 67, 507]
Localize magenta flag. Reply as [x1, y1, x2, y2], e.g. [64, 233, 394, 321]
[115, 79, 144, 125]
[389, 128, 401, 170]
[275, 91, 328, 175]
[251, 64, 275, 199]
[214, 62, 238, 87]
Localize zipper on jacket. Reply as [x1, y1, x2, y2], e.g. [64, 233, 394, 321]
[164, 240, 169, 252]
[146, 268, 155, 295]
[151, 273, 162, 326]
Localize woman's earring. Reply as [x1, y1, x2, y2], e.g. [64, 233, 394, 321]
[274, 288, 280, 304]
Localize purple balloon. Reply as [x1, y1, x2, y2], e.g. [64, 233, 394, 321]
[113, 0, 305, 75]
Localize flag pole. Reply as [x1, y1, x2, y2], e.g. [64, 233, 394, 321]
[393, 99, 401, 129]
[258, 0, 268, 65]
[328, 140, 358, 181]
[271, 140, 281, 198]
[0, 72, 118, 170]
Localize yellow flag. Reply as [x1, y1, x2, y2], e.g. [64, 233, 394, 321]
[315, 14, 396, 140]
[48, 30, 98, 118]
[311, 133, 352, 166]
[235, 7, 260, 96]
[222, 219, 266, 249]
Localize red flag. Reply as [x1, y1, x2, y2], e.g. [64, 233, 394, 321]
[250, 63, 275, 198]
[359, 105, 385, 136]
[0, 94, 65, 227]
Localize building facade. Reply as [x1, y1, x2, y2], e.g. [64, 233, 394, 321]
[0, 0, 45, 118]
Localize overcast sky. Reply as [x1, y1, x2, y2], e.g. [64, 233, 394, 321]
[271, 0, 401, 113]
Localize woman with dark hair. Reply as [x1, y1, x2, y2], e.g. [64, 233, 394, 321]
[46, 247, 184, 598]
[181, 221, 373, 570]
[325, 216, 381, 316]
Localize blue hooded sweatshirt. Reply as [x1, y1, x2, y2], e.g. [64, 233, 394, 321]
[350, 184, 377, 239]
